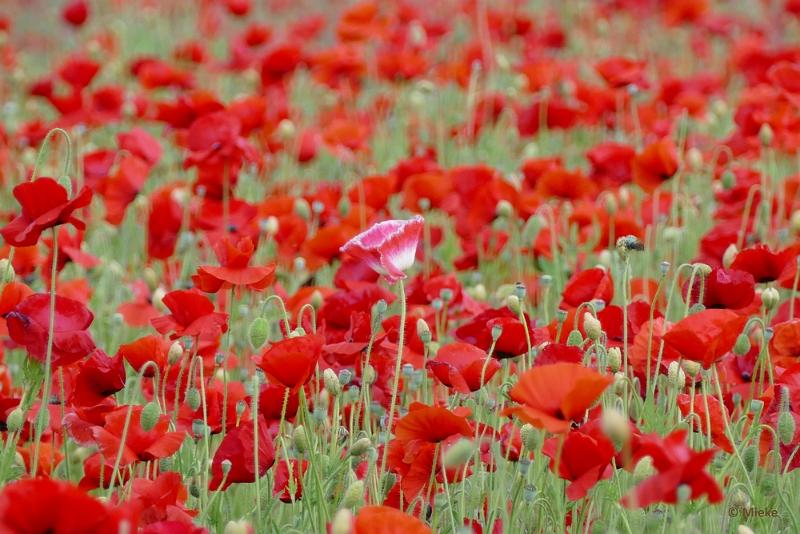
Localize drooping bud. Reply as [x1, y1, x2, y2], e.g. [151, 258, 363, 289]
[720, 169, 736, 190]
[601, 407, 630, 445]
[607, 347, 622, 373]
[168, 341, 183, 364]
[349, 437, 372, 457]
[566, 329, 583, 347]
[185, 387, 201, 411]
[722, 244, 738, 269]
[248, 317, 270, 351]
[520, 424, 537, 451]
[733, 333, 751, 356]
[6, 407, 24, 432]
[583, 312, 602, 341]
[761, 287, 780, 311]
[668, 361, 686, 390]
[0, 259, 15, 283]
[331, 509, 353, 534]
[506, 294, 521, 314]
[681, 360, 702, 378]
[293, 425, 309, 454]
[416, 318, 432, 344]
[342, 480, 364, 508]
[140, 401, 161, 431]
[442, 438, 474, 468]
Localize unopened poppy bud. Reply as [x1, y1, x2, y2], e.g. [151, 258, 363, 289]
[140, 401, 160, 431]
[0, 259, 15, 283]
[506, 294, 521, 314]
[722, 244, 738, 269]
[276, 118, 296, 140]
[662, 226, 682, 243]
[443, 438, 474, 468]
[341, 480, 364, 508]
[566, 329, 583, 347]
[761, 287, 780, 310]
[310, 290, 324, 310]
[604, 195, 617, 215]
[185, 387, 201, 411]
[686, 147, 703, 171]
[362, 365, 376, 385]
[349, 437, 372, 457]
[6, 407, 24, 432]
[469, 283, 487, 300]
[192, 419, 207, 437]
[168, 341, 183, 364]
[613, 372, 626, 394]
[720, 169, 736, 190]
[248, 317, 269, 350]
[730, 489, 750, 508]
[607, 347, 622, 373]
[294, 199, 311, 220]
[416, 318, 432, 344]
[633, 456, 655, 481]
[520, 424, 537, 451]
[331, 509, 353, 534]
[737, 526, 755, 534]
[597, 249, 612, 269]
[733, 333, 751, 356]
[743, 445, 758, 472]
[263, 216, 279, 236]
[583, 312, 602, 341]
[676, 484, 692, 503]
[152, 287, 167, 309]
[778, 411, 796, 446]
[496, 200, 514, 218]
[681, 360, 701, 378]
[323, 368, 341, 397]
[293, 425, 309, 454]
[759, 123, 774, 146]
[668, 361, 686, 389]
[491, 324, 503, 341]
[223, 519, 251, 534]
[693, 263, 712, 277]
[601, 407, 630, 445]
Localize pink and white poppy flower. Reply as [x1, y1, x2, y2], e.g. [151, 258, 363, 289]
[340, 215, 424, 283]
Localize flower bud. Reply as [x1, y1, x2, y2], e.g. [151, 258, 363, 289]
[248, 317, 270, 350]
[733, 333, 751, 356]
[761, 287, 780, 311]
[633, 456, 655, 481]
[276, 119, 296, 140]
[349, 437, 372, 457]
[293, 425, 309, 454]
[442, 438, 474, 468]
[416, 318, 432, 344]
[342, 480, 364, 508]
[6, 407, 24, 432]
[323, 368, 341, 397]
[506, 294, 521, 314]
[491, 324, 503, 341]
[520, 423, 537, 451]
[720, 169, 736, 190]
[192, 419, 207, 438]
[778, 411, 796, 446]
[223, 519, 252, 534]
[496, 200, 514, 219]
[583, 312, 602, 341]
[607, 347, 622, 373]
[168, 341, 183, 364]
[294, 199, 311, 220]
[737, 526, 755, 534]
[668, 361, 686, 390]
[759, 123, 774, 146]
[362, 365, 376, 385]
[331, 509, 353, 534]
[686, 147, 703, 171]
[140, 401, 161, 431]
[742, 445, 758, 472]
[601, 407, 630, 445]
[185, 387, 201, 411]
[0, 259, 15, 283]
[722, 244, 738, 269]
[566, 329, 583, 347]
[681, 360, 701, 378]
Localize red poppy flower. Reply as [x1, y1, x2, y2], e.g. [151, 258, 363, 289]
[502, 363, 613, 433]
[730, 244, 795, 283]
[128, 472, 194, 527]
[147, 186, 183, 261]
[426, 342, 500, 393]
[5, 293, 95, 367]
[92, 405, 185, 466]
[151, 290, 228, 339]
[350, 505, 432, 534]
[0, 478, 129, 534]
[68, 349, 126, 407]
[455, 308, 541, 359]
[596, 56, 648, 89]
[587, 142, 635, 187]
[0, 177, 92, 247]
[683, 267, 755, 310]
[542, 424, 615, 500]
[184, 111, 257, 170]
[632, 138, 678, 193]
[394, 405, 472, 445]
[62, 0, 89, 27]
[662, 309, 747, 368]
[561, 267, 614, 309]
[340, 215, 424, 283]
[274, 459, 308, 502]
[192, 236, 276, 294]
[117, 334, 170, 376]
[209, 415, 275, 490]
[257, 334, 324, 390]
[623, 429, 722, 507]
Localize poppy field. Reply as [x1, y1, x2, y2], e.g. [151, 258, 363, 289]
[3, 0, 800, 532]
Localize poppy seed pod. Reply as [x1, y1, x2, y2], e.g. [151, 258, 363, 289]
[583, 312, 602, 341]
[248, 317, 270, 350]
[140, 401, 161, 432]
